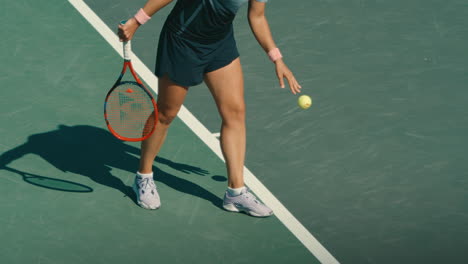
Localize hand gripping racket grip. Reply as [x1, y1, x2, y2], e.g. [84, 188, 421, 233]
[120, 20, 131, 61]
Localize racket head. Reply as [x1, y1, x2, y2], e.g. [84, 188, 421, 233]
[104, 81, 158, 142]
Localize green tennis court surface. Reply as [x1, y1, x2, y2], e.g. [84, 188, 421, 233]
[2, 0, 468, 263]
[0, 1, 318, 263]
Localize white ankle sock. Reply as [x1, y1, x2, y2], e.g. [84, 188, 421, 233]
[137, 171, 153, 179]
[227, 186, 246, 196]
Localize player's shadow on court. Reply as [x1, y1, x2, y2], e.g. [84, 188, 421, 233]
[0, 124, 223, 208]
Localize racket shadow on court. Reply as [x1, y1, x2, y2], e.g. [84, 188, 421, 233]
[0, 125, 223, 208]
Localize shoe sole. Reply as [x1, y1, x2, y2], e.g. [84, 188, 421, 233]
[132, 183, 161, 210]
[223, 203, 273, 218]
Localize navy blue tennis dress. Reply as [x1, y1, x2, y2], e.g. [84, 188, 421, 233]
[155, 0, 268, 86]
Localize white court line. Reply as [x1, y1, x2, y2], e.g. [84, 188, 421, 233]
[67, 1, 339, 263]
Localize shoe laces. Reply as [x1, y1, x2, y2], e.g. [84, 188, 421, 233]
[243, 189, 260, 204]
[138, 177, 156, 190]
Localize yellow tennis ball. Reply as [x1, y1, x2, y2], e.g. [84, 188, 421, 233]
[298, 95, 312, 109]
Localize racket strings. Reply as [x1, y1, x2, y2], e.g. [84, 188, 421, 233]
[106, 83, 156, 139]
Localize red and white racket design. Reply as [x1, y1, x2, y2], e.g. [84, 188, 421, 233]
[104, 25, 157, 142]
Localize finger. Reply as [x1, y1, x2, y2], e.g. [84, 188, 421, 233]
[122, 31, 131, 42]
[285, 75, 297, 95]
[289, 75, 301, 94]
[292, 79, 301, 94]
[286, 79, 295, 94]
[277, 73, 285, 88]
[293, 79, 301, 93]
[117, 26, 125, 41]
[285, 75, 291, 88]
[295, 83, 301, 94]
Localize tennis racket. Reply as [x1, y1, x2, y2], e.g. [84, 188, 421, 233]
[104, 21, 158, 142]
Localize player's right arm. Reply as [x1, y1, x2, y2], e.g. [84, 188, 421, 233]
[118, 0, 173, 42]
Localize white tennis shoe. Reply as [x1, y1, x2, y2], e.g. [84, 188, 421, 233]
[223, 188, 273, 217]
[133, 175, 161, 210]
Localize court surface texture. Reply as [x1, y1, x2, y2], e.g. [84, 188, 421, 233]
[1, 0, 468, 263]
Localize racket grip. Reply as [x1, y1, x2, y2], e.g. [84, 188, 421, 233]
[120, 20, 131, 61]
[123, 41, 131, 61]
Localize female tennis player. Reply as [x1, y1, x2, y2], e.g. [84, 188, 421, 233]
[118, 0, 301, 217]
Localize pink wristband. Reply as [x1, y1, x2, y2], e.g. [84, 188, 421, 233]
[268, 48, 283, 62]
[134, 8, 151, 25]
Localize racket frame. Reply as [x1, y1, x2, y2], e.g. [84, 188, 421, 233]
[104, 43, 158, 142]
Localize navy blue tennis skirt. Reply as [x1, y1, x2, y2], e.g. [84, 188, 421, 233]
[154, 26, 240, 87]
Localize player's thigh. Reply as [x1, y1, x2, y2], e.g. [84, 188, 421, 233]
[203, 58, 245, 119]
[157, 74, 189, 121]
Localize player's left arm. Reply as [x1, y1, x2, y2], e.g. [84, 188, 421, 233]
[248, 0, 301, 94]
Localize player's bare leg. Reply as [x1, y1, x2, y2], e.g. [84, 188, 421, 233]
[204, 58, 246, 189]
[139, 75, 188, 174]
[134, 75, 188, 210]
[204, 58, 273, 217]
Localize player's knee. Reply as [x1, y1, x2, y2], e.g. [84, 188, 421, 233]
[158, 110, 178, 126]
[222, 103, 245, 124]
